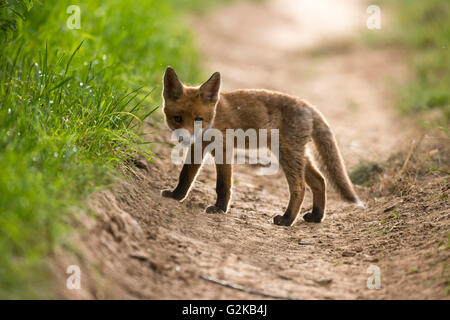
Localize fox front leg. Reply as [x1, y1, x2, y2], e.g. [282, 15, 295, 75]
[161, 143, 203, 201]
[161, 162, 202, 201]
[205, 162, 232, 214]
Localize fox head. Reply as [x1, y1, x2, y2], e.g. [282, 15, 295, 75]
[162, 67, 221, 136]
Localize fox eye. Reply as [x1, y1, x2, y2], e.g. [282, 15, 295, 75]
[194, 117, 203, 122]
[174, 116, 182, 123]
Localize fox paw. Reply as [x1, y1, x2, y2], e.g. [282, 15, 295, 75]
[273, 215, 293, 226]
[205, 205, 225, 214]
[161, 189, 184, 201]
[303, 212, 323, 223]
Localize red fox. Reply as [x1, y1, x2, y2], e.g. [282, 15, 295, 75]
[161, 67, 364, 226]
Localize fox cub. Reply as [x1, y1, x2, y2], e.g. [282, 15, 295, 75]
[161, 67, 364, 226]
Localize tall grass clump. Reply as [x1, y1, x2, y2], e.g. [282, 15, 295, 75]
[0, 0, 207, 298]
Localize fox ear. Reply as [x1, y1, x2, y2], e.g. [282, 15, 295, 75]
[163, 67, 184, 100]
[199, 72, 221, 103]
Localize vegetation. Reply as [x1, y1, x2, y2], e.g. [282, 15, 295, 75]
[367, 0, 449, 125]
[0, 0, 208, 298]
[350, 160, 383, 186]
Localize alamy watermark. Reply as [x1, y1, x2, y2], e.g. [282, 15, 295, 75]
[366, 265, 381, 290]
[66, 265, 81, 290]
[170, 121, 279, 175]
[66, 5, 81, 30]
[366, 5, 381, 30]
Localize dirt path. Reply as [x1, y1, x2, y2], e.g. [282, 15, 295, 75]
[55, 0, 449, 299]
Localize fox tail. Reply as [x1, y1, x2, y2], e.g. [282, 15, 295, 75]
[311, 109, 365, 208]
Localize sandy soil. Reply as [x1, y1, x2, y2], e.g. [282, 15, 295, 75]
[53, 0, 449, 299]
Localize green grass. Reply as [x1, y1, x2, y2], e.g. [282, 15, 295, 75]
[350, 160, 383, 186]
[365, 0, 449, 125]
[0, 0, 211, 298]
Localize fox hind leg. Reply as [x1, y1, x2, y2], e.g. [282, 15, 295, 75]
[274, 148, 306, 226]
[303, 156, 326, 223]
